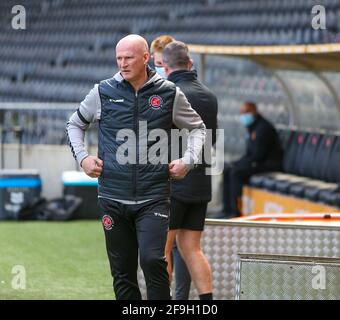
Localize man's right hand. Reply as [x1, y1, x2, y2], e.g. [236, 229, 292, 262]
[81, 156, 103, 178]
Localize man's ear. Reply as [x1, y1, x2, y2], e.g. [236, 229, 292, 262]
[164, 63, 171, 76]
[188, 59, 194, 70]
[144, 52, 150, 65]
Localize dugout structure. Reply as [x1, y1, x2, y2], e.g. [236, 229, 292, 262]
[188, 43, 340, 215]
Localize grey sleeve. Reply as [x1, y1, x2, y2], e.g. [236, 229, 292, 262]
[172, 87, 206, 168]
[66, 84, 101, 166]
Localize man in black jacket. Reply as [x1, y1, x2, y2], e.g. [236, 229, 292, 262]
[151, 35, 191, 300]
[222, 102, 282, 218]
[162, 41, 218, 300]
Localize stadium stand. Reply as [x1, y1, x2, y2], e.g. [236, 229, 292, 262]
[0, 0, 339, 103]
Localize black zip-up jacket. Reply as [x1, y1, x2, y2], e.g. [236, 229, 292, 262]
[236, 114, 283, 170]
[168, 70, 218, 203]
[66, 69, 206, 202]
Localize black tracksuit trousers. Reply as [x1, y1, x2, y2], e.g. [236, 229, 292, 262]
[98, 197, 171, 300]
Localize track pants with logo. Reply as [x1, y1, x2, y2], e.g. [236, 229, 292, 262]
[98, 197, 171, 300]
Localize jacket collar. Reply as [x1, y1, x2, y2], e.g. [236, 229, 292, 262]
[247, 114, 261, 132]
[167, 69, 198, 83]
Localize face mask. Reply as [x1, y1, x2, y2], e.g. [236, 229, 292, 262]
[155, 66, 166, 79]
[240, 113, 255, 126]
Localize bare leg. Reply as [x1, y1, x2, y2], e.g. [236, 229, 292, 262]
[164, 229, 177, 283]
[176, 229, 212, 294]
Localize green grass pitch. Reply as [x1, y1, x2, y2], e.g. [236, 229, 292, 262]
[0, 221, 114, 300]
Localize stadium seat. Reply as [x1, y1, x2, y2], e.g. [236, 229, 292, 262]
[248, 129, 340, 206]
[2, 0, 339, 105]
[319, 188, 340, 207]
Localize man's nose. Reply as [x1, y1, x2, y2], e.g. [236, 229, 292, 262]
[121, 59, 128, 68]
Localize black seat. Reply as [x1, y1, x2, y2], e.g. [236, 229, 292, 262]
[314, 134, 337, 180]
[275, 175, 310, 194]
[288, 133, 323, 197]
[249, 131, 310, 193]
[277, 127, 295, 151]
[246, 130, 340, 208]
[271, 131, 310, 193]
[319, 187, 340, 207]
[295, 132, 322, 177]
[324, 135, 340, 183]
[318, 136, 340, 206]
[291, 135, 339, 201]
[304, 181, 339, 201]
[282, 130, 307, 174]
[248, 173, 273, 188]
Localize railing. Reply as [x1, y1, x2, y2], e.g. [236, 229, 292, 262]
[0, 103, 97, 146]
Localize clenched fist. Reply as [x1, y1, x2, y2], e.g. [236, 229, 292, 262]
[81, 156, 103, 178]
[169, 159, 189, 180]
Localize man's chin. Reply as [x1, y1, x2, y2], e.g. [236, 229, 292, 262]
[121, 72, 131, 79]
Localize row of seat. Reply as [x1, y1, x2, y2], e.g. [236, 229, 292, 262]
[23, 64, 114, 85]
[211, 0, 339, 6]
[0, 0, 339, 106]
[0, 79, 91, 102]
[178, 0, 339, 16]
[1, 106, 77, 144]
[148, 12, 339, 32]
[144, 28, 336, 46]
[249, 129, 340, 207]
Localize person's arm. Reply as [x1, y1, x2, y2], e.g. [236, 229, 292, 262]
[66, 84, 102, 177]
[170, 87, 206, 178]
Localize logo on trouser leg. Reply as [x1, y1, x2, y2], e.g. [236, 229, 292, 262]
[102, 215, 114, 230]
[154, 212, 168, 219]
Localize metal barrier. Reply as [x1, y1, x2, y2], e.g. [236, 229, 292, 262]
[236, 253, 340, 300]
[138, 214, 340, 300]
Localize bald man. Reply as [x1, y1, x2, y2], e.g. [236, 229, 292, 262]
[66, 34, 206, 300]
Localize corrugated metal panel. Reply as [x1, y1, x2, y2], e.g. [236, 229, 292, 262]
[138, 219, 340, 300]
[236, 254, 340, 300]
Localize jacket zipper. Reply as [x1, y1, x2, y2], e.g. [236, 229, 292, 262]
[133, 91, 138, 201]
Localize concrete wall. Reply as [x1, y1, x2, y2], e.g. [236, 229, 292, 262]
[1, 144, 97, 199]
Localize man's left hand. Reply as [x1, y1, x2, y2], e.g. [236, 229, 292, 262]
[169, 159, 189, 180]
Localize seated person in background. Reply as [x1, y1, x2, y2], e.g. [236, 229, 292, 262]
[220, 101, 282, 218]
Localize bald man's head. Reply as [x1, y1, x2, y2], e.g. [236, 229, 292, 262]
[115, 34, 150, 89]
[116, 34, 149, 55]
